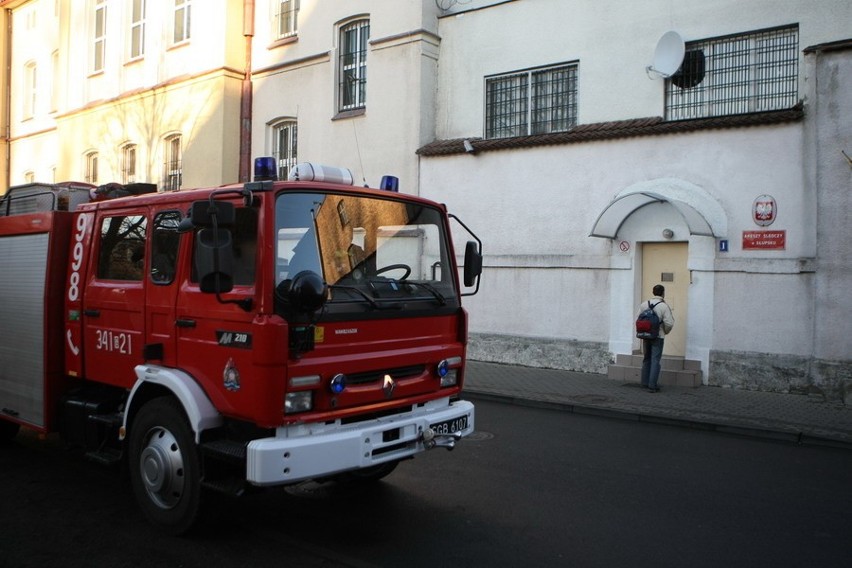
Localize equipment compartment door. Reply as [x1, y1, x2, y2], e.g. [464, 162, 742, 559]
[81, 211, 147, 388]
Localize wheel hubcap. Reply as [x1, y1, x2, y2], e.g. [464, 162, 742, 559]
[139, 427, 185, 509]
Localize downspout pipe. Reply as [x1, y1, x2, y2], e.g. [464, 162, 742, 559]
[239, 0, 254, 182]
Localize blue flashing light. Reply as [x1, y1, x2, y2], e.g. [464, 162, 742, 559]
[437, 360, 449, 378]
[254, 157, 278, 182]
[380, 175, 399, 192]
[330, 373, 347, 394]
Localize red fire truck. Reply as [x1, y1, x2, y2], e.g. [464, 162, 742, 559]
[0, 161, 481, 533]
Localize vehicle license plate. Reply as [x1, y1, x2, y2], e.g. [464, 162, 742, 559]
[430, 414, 469, 435]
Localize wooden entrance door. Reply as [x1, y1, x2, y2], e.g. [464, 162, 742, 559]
[641, 242, 688, 356]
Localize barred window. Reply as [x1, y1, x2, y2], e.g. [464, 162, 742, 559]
[665, 25, 799, 121]
[271, 119, 298, 181]
[275, 0, 299, 39]
[162, 134, 182, 191]
[486, 63, 578, 139]
[122, 143, 137, 184]
[85, 151, 99, 184]
[338, 19, 370, 112]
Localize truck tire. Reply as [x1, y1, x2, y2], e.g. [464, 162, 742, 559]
[128, 397, 201, 535]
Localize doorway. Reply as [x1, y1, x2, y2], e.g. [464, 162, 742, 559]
[641, 242, 688, 356]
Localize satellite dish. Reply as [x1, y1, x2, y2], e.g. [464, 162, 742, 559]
[646, 31, 685, 79]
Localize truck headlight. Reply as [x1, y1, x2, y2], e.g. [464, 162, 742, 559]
[285, 391, 313, 414]
[437, 356, 462, 387]
[440, 369, 458, 388]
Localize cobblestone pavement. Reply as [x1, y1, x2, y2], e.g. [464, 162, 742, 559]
[463, 360, 852, 449]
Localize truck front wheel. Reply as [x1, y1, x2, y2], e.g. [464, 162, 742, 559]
[129, 397, 201, 534]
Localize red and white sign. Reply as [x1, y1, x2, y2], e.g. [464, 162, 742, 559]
[752, 195, 777, 227]
[742, 230, 786, 250]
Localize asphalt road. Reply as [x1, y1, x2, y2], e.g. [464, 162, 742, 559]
[2, 399, 851, 567]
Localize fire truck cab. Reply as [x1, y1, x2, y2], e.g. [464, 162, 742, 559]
[0, 163, 482, 533]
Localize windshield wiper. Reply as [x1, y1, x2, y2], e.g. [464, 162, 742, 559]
[404, 281, 447, 305]
[328, 284, 402, 310]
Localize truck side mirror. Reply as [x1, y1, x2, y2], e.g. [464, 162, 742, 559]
[463, 240, 482, 288]
[196, 227, 235, 294]
[190, 200, 235, 227]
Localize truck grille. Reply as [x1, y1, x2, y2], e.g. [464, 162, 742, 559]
[345, 364, 426, 385]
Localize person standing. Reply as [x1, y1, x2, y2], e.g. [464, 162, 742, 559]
[637, 284, 675, 392]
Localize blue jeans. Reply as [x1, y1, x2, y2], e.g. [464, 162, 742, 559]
[640, 338, 664, 389]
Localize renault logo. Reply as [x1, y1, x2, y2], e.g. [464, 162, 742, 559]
[383, 374, 396, 398]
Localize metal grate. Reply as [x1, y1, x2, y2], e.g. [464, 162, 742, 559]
[339, 19, 370, 111]
[486, 63, 578, 139]
[665, 25, 799, 121]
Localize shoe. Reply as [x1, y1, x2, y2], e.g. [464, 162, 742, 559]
[647, 387, 659, 393]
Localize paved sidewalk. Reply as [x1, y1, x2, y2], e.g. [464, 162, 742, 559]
[463, 360, 852, 450]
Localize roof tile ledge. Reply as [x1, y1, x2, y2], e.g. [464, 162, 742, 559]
[417, 103, 804, 157]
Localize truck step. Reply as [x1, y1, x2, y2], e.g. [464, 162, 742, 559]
[85, 447, 122, 466]
[201, 439, 248, 463]
[200, 439, 248, 496]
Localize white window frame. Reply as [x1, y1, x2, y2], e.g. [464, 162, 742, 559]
[338, 19, 370, 112]
[274, 0, 299, 40]
[23, 61, 37, 119]
[173, 0, 191, 44]
[270, 119, 298, 181]
[93, 0, 107, 73]
[50, 51, 59, 112]
[130, 0, 146, 59]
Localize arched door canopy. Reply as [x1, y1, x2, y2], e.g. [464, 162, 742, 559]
[589, 179, 727, 239]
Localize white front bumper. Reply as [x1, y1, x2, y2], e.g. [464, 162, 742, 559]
[246, 397, 474, 486]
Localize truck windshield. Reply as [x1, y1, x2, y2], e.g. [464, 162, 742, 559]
[275, 192, 458, 315]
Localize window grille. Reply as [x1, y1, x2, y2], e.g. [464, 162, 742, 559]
[665, 25, 799, 121]
[486, 63, 578, 139]
[275, 0, 299, 39]
[122, 144, 137, 184]
[272, 120, 298, 181]
[85, 151, 99, 184]
[339, 19, 370, 111]
[162, 135, 182, 191]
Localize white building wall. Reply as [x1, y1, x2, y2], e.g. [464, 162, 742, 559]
[421, 0, 852, 397]
[434, 0, 852, 138]
[250, 0, 441, 191]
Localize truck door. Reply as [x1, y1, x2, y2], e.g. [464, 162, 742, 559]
[175, 206, 258, 417]
[81, 210, 147, 388]
[144, 210, 183, 366]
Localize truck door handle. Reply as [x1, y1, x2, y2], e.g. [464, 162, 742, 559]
[176, 319, 196, 328]
[84, 309, 100, 317]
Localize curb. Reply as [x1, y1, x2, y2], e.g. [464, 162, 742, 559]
[464, 390, 852, 451]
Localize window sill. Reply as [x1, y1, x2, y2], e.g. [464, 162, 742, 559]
[167, 40, 191, 52]
[332, 108, 366, 121]
[268, 35, 298, 49]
